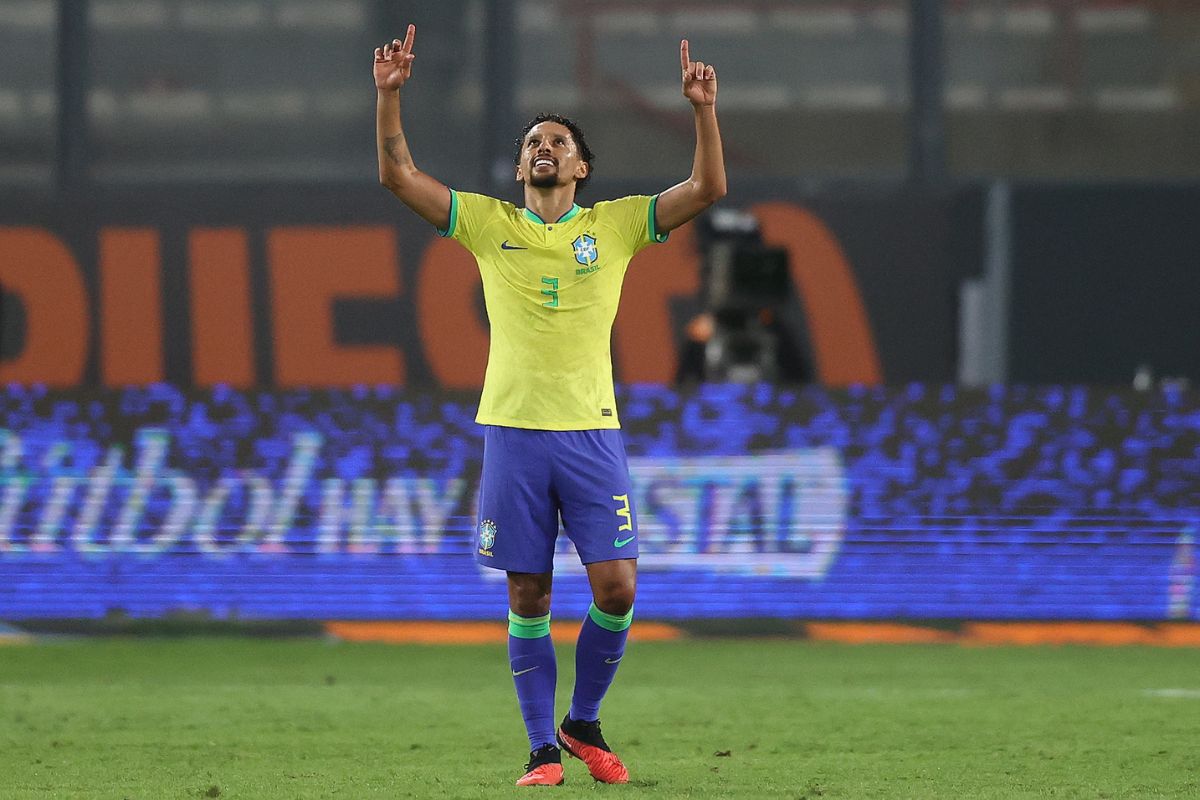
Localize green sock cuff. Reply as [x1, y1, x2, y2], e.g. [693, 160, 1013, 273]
[508, 611, 551, 639]
[587, 602, 633, 632]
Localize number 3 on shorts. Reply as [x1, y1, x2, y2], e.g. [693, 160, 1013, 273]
[612, 494, 632, 532]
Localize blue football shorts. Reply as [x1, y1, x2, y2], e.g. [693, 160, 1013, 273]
[475, 425, 639, 573]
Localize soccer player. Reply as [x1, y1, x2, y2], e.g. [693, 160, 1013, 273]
[374, 24, 726, 786]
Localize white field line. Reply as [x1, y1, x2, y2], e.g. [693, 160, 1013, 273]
[1141, 689, 1200, 699]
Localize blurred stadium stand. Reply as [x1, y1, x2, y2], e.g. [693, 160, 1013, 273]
[0, 1, 57, 184]
[0, 0, 485, 184]
[2, 0, 1197, 186]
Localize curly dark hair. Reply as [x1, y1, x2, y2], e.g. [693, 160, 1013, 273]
[514, 113, 595, 192]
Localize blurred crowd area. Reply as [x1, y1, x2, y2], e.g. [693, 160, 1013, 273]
[2, 0, 1198, 188]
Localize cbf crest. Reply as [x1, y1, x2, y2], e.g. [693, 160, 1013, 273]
[478, 519, 497, 556]
[572, 234, 598, 266]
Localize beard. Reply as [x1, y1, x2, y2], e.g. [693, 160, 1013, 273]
[529, 169, 559, 188]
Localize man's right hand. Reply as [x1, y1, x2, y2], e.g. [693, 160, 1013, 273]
[374, 24, 416, 91]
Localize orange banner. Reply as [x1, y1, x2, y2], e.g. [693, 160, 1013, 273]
[0, 202, 891, 389]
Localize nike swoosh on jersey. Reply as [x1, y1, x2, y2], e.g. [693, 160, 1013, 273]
[500, 240, 528, 250]
[613, 536, 635, 548]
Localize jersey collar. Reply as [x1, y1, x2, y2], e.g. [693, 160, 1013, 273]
[522, 204, 582, 225]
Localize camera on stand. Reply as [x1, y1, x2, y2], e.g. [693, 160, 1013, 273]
[698, 209, 791, 383]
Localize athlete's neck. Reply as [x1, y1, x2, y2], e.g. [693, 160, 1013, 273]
[523, 184, 578, 225]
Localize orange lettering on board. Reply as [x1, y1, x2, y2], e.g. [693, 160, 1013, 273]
[99, 228, 165, 386]
[189, 228, 255, 388]
[268, 226, 404, 387]
[613, 222, 701, 384]
[753, 203, 883, 386]
[0, 227, 89, 386]
[416, 237, 488, 389]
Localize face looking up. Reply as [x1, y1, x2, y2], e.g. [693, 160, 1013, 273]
[517, 122, 589, 189]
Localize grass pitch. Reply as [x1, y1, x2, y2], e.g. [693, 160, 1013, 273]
[1, 637, 1197, 799]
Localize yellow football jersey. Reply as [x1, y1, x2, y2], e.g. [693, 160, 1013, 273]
[438, 190, 667, 430]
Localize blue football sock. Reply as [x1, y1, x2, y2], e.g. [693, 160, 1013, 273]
[569, 602, 632, 723]
[508, 611, 558, 750]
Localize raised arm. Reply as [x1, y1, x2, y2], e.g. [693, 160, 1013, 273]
[653, 39, 728, 234]
[374, 25, 451, 230]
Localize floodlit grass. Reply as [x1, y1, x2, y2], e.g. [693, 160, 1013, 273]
[1, 637, 1197, 798]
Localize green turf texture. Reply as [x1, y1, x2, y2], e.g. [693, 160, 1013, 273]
[1, 638, 1197, 798]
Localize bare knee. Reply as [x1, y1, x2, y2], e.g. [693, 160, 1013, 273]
[586, 560, 637, 616]
[592, 579, 635, 617]
[507, 571, 552, 617]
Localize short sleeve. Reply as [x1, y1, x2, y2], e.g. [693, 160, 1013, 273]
[593, 194, 669, 256]
[435, 190, 504, 253]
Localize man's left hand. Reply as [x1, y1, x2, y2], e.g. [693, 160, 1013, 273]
[680, 39, 717, 107]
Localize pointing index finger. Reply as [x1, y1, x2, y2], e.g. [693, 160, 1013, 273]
[402, 23, 416, 54]
[680, 39, 690, 71]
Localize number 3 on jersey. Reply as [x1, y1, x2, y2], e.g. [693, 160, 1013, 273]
[540, 275, 559, 308]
